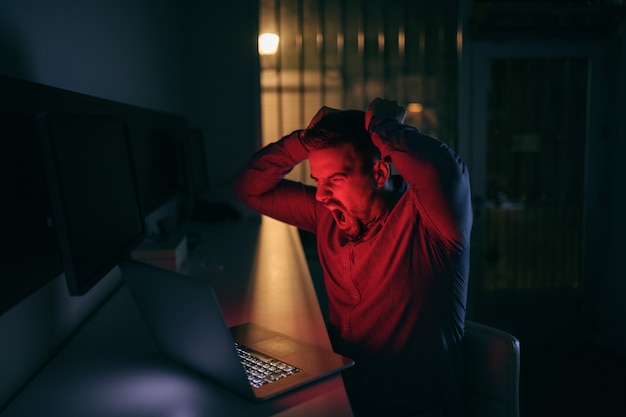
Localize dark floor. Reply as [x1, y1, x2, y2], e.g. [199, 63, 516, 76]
[297, 229, 626, 417]
[521, 340, 626, 417]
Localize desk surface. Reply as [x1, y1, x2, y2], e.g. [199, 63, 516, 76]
[1, 216, 352, 417]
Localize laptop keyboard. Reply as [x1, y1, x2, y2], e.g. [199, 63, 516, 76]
[235, 342, 301, 388]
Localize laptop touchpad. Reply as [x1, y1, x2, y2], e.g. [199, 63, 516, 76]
[253, 336, 301, 356]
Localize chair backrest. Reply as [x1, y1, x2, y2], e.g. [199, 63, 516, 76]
[463, 320, 521, 417]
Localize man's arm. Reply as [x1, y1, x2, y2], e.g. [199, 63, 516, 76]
[232, 130, 318, 232]
[366, 98, 473, 249]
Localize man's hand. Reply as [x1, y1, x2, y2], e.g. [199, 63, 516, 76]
[365, 98, 406, 130]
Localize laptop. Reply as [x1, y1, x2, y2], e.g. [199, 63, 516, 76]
[119, 259, 354, 401]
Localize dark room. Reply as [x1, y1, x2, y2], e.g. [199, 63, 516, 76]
[1, 1, 625, 416]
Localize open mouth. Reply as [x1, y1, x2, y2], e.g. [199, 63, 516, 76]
[329, 206, 347, 227]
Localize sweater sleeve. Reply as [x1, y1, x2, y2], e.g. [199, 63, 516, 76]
[368, 117, 473, 249]
[232, 130, 319, 233]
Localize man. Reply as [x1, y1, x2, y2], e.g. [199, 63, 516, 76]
[233, 98, 472, 416]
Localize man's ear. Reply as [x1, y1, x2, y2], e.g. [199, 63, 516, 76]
[372, 160, 391, 188]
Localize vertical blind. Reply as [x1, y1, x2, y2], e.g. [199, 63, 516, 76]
[259, 0, 459, 184]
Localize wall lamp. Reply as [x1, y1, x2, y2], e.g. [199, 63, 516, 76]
[258, 33, 280, 55]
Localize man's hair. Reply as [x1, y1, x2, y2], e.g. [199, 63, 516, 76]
[301, 109, 381, 165]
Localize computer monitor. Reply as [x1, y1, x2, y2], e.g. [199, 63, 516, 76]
[1, 115, 63, 314]
[38, 113, 146, 296]
[181, 127, 241, 223]
[127, 112, 188, 216]
[184, 127, 210, 198]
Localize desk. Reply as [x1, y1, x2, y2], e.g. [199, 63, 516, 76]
[1, 216, 352, 417]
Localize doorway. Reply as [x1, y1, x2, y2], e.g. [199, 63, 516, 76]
[466, 40, 606, 343]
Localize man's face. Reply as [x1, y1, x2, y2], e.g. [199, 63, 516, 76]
[309, 143, 379, 239]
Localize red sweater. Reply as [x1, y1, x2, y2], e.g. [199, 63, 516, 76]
[234, 116, 472, 416]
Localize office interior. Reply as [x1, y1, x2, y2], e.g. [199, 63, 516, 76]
[1, 0, 625, 416]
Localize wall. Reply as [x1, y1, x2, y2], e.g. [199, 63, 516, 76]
[595, 20, 626, 356]
[0, 0, 185, 113]
[176, 1, 262, 200]
[0, 0, 260, 408]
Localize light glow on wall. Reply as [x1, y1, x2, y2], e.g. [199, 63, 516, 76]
[407, 102, 424, 113]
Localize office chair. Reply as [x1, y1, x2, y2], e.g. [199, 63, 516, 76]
[463, 320, 521, 417]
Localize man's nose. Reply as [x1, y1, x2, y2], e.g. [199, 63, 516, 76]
[315, 183, 331, 203]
